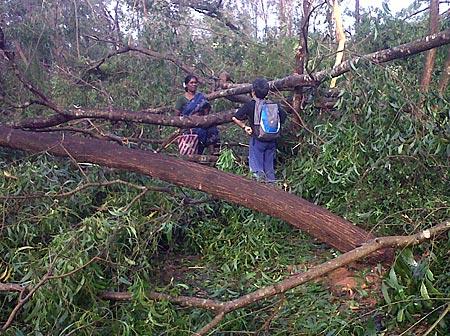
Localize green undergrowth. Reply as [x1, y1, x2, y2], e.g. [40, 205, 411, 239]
[1, 149, 387, 335]
[1, 69, 449, 336]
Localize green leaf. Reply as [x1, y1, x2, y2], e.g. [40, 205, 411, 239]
[420, 282, 430, 299]
[396, 307, 404, 322]
[425, 269, 434, 282]
[124, 256, 136, 266]
[118, 276, 132, 286]
[389, 268, 400, 289]
[381, 282, 391, 304]
[400, 248, 416, 267]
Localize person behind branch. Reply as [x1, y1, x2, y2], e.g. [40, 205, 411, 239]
[174, 75, 209, 155]
[194, 102, 220, 155]
[232, 78, 286, 183]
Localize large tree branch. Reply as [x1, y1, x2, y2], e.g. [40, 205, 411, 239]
[12, 108, 235, 130]
[14, 104, 173, 129]
[0, 124, 380, 255]
[99, 221, 450, 335]
[206, 28, 450, 100]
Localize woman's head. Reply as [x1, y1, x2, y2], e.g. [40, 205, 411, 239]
[183, 75, 199, 92]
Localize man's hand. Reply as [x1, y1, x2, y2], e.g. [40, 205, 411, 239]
[244, 126, 252, 135]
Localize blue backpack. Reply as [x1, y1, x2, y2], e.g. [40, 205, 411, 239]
[254, 100, 280, 141]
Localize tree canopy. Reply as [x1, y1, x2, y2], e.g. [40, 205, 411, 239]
[0, 1, 449, 335]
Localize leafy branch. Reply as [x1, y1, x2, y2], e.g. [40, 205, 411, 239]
[98, 221, 450, 335]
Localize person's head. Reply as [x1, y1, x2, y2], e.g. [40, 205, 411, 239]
[183, 75, 199, 93]
[252, 78, 269, 99]
[200, 101, 211, 115]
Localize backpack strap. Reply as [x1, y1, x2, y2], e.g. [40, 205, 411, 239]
[253, 98, 264, 126]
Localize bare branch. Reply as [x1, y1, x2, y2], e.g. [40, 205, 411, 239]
[13, 108, 235, 130]
[86, 45, 206, 83]
[438, 46, 450, 94]
[420, 0, 440, 93]
[0, 283, 25, 293]
[173, 0, 241, 32]
[0, 34, 61, 113]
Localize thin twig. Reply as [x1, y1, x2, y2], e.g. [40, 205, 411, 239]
[59, 142, 88, 179]
[194, 312, 225, 336]
[258, 294, 286, 335]
[121, 188, 149, 212]
[1, 267, 54, 331]
[422, 303, 450, 336]
[48, 256, 110, 280]
[0, 180, 168, 200]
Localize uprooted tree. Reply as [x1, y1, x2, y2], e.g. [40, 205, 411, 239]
[1, 1, 449, 335]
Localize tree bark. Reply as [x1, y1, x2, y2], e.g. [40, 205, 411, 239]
[292, 0, 312, 116]
[329, 0, 346, 89]
[420, 0, 440, 93]
[14, 108, 235, 130]
[0, 125, 383, 255]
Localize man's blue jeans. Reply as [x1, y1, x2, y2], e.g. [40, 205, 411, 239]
[248, 137, 276, 182]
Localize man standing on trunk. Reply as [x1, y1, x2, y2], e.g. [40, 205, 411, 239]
[232, 78, 287, 183]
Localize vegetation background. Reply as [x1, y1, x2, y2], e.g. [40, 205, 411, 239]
[0, 0, 449, 335]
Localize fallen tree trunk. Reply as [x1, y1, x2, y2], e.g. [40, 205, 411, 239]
[14, 108, 235, 130]
[0, 124, 379, 254]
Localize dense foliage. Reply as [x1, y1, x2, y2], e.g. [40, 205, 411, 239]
[0, 0, 449, 335]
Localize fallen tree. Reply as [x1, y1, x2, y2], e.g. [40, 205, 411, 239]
[0, 124, 379, 255]
[8, 28, 450, 130]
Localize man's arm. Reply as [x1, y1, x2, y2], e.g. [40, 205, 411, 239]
[233, 103, 253, 135]
[232, 116, 252, 135]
